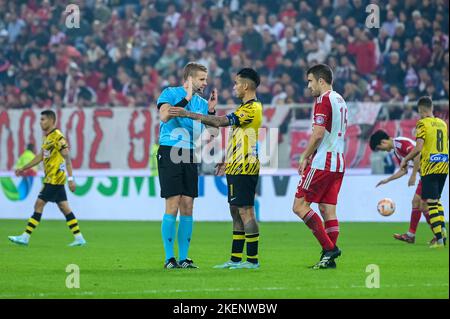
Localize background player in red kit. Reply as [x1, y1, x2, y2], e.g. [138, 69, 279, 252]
[293, 64, 347, 269]
[369, 130, 435, 243]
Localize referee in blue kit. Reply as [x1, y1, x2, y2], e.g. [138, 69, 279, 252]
[157, 62, 218, 269]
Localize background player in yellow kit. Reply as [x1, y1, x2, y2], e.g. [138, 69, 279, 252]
[8, 110, 87, 247]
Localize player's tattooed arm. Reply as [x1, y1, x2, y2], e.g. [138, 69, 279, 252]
[159, 103, 173, 123]
[169, 107, 230, 128]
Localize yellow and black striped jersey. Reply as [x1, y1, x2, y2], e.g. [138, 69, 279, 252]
[416, 117, 448, 176]
[225, 99, 263, 176]
[42, 128, 68, 185]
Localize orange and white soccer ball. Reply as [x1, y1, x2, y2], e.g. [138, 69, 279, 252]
[377, 198, 396, 216]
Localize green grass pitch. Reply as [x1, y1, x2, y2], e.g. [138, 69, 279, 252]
[0, 220, 448, 299]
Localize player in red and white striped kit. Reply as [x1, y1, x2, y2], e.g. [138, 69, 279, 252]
[369, 130, 436, 244]
[293, 64, 347, 269]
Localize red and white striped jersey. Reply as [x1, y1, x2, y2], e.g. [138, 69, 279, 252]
[392, 137, 415, 167]
[311, 90, 347, 173]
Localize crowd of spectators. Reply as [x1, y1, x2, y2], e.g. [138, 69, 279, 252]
[0, 0, 448, 120]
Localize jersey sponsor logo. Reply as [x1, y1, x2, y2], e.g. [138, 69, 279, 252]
[429, 154, 449, 163]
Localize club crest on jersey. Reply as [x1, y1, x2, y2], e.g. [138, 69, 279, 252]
[315, 115, 325, 125]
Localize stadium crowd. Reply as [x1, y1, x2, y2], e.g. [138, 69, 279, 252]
[0, 0, 448, 119]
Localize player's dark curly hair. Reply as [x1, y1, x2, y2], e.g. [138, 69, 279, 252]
[237, 68, 260, 89]
[369, 130, 390, 151]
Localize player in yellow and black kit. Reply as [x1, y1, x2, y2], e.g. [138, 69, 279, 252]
[8, 110, 87, 247]
[401, 96, 448, 248]
[169, 68, 263, 269]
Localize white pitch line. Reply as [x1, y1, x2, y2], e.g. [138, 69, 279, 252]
[0, 283, 448, 298]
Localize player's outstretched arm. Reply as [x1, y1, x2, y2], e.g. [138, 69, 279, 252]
[169, 107, 230, 128]
[15, 152, 43, 176]
[158, 77, 193, 123]
[159, 103, 174, 123]
[61, 147, 76, 192]
[376, 167, 408, 187]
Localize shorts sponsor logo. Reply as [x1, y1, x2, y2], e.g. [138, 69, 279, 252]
[429, 154, 449, 163]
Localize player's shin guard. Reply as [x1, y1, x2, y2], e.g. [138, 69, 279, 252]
[231, 231, 245, 262]
[24, 212, 42, 237]
[325, 219, 339, 245]
[408, 208, 422, 236]
[302, 210, 334, 251]
[428, 201, 443, 243]
[245, 233, 259, 264]
[178, 215, 193, 261]
[65, 212, 82, 236]
[161, 214, 177, 261]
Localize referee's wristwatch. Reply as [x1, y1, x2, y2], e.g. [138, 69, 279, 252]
[67, 176, 74, 182]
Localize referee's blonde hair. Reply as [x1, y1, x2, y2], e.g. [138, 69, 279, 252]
[183, 62, 208, 81]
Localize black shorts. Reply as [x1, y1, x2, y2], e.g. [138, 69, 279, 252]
[226, 174, 259, 207]
[38, 183, 67, 203]
[421, 174, 448, 200]
[157, 145, 199, 198]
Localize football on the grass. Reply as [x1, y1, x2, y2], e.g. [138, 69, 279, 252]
[377, 198, 396, 216]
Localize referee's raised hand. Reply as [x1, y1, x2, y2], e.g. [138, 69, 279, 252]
[208, 88, 218, 111]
